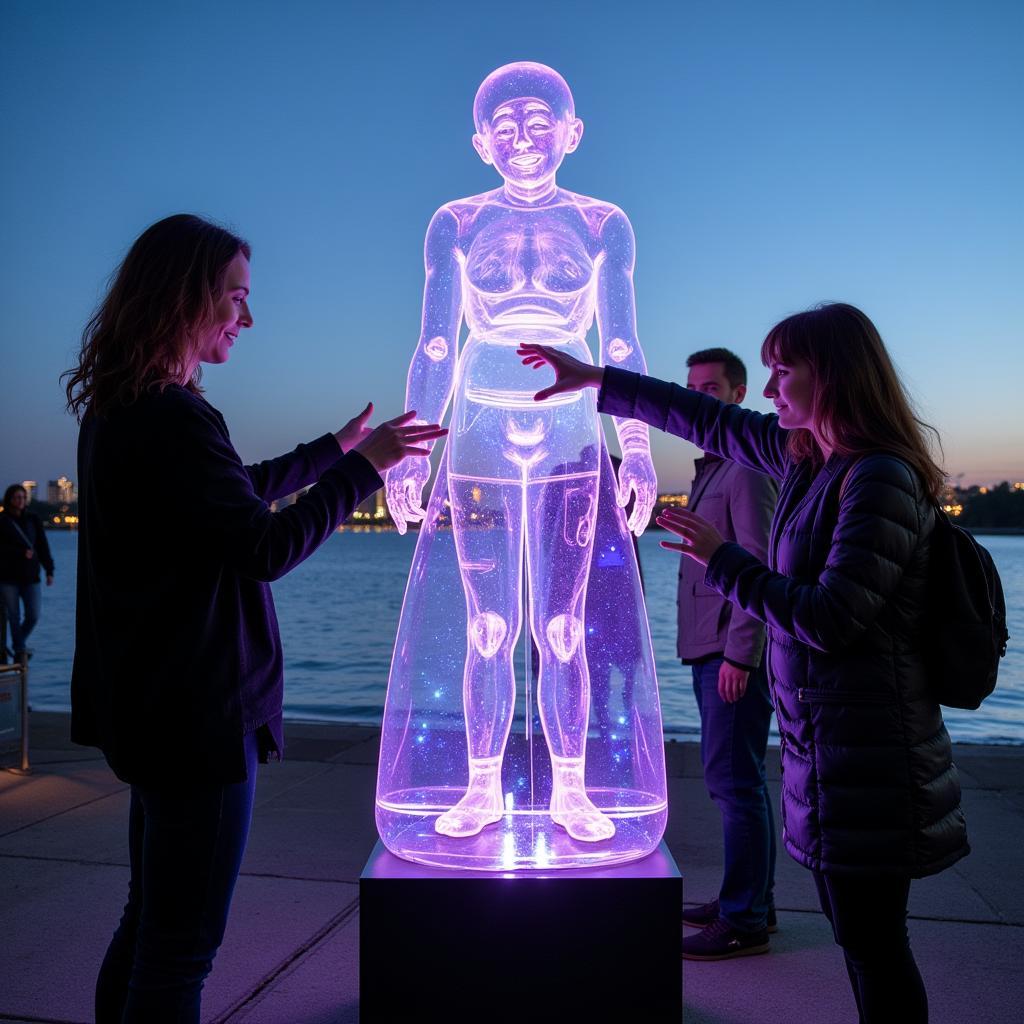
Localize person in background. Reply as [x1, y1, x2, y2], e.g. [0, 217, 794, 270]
[677, 348, 778, 960]
[63, 213, 445, 1024]
[0, 483, 54, 664]
[518, 302, 969, 1023]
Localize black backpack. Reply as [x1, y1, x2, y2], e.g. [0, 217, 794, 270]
[924, 508, 1009, 709]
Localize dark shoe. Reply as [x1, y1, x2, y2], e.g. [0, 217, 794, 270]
[682, 898, 778, 933]
[682, 918, 770, 961]
[682, 899, 720, 929]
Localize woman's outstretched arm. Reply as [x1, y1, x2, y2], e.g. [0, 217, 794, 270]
[599, 367, 788, 479]
[517, 345, 789, 479]
[244, 403, 378, 503]
[244, 434, 350, 503]
[162, 391, 443, 582]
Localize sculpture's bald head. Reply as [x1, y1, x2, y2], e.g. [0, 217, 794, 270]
[473, 62, 575, 133]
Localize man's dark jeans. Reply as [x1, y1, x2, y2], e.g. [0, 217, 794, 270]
[95, 733, 258, 1023]
[0, 581, 41, 654]
[691, 657, 776, 932]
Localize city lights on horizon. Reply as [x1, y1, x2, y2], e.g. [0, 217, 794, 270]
[9, 477, 1022, 531]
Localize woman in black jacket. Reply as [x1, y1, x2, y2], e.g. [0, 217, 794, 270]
[63, 214, 445, 1024]
[0, 482, 55, 662]
[519, 303, 967, 1023]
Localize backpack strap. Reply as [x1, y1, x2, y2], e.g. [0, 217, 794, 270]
[4, 516, 34, 550]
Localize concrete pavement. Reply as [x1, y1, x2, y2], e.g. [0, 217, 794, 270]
[1, 712, 1022, 1023]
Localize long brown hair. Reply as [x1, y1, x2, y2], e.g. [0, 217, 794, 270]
[760, 303, 945, 498]
[63, 214, 250, 420]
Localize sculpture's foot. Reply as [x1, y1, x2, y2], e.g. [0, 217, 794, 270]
[435, 758, 504, 838]
[549, 756, 615, 843]
[550, 793, 616, 842]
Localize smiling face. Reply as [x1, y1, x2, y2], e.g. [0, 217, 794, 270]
[196, 251, 252, 366]
[763, 359, 816, 430]
[473, 96, 582, 191]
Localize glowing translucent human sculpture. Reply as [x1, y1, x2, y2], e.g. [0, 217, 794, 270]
[376, 62, 667, 870]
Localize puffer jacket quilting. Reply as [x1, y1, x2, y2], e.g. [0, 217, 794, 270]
[600, 367, 969, 878]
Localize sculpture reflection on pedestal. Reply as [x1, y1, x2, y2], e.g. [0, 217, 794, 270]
[375, 63, 668, 870]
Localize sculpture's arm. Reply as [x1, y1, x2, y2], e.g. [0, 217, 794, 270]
[386, 206, 463, 533]
[595, 207, 656, 536]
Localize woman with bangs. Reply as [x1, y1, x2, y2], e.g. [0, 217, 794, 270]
[518, 302, 968, 1023]
[65, 213, 444, 1023]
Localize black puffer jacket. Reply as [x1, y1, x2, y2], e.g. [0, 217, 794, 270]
[601, 367, 969, 878]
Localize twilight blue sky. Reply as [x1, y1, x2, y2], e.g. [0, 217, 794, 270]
[2, 0, 1022, 493]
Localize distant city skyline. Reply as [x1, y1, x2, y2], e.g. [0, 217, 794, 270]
[3, 0, 1022, 492]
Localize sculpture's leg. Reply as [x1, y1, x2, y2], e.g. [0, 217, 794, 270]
[526, 467, 614, 842]
[435, 475, 523, 838]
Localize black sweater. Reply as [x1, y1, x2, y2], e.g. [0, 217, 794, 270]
[0, 510, 54, 585]
[71, 385, 382, 785]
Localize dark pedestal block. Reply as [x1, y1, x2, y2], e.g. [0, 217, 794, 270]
[360, 840, 682, 1023]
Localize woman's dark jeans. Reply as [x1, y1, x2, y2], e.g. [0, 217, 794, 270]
[95, 734, 258, 1023]
[813, 871, 928, 1023]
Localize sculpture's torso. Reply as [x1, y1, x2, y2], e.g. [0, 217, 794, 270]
[447, 188, 617, 408]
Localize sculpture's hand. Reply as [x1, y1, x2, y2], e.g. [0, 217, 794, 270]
[385, 455, 431, 535]
[617, 450, 657, 537]
[518, 344, 604, 401]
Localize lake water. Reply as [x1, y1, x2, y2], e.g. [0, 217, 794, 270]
[22, 530, 1024, 745]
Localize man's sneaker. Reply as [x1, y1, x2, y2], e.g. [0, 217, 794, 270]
[682, 918, 770, 961]
[682, 898, 778, 933]
[682, 899, 720, 929]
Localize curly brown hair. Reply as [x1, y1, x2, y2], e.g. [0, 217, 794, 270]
[761, 303, 945, 498]
[63, 214, 250, 420]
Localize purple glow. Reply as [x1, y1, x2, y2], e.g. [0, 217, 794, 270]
[376, 63, 666, 870]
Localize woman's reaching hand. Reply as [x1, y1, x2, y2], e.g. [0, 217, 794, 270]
[334, 402, 375, 453]
[517, 344, 604, 402]
[656, 507, 726, 567]
[353, 411, 447, 473]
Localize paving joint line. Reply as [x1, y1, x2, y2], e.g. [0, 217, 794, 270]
[0, 851, 363, 886]
[0, 786, 128, 840]
[252, 762, 337, 809]
[4, 756, 106, 769]
[214, 895, 361, 1023]
[685, 903, 1023, 928]
[0, 1014, 85, 1023]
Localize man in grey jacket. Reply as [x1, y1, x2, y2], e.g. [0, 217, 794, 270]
[678, 348, 779, 961]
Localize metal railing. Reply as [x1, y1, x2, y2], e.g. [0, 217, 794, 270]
[0, 660, 30, 773]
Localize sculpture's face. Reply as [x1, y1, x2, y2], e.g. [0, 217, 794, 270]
[474, 96, 582, 190]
